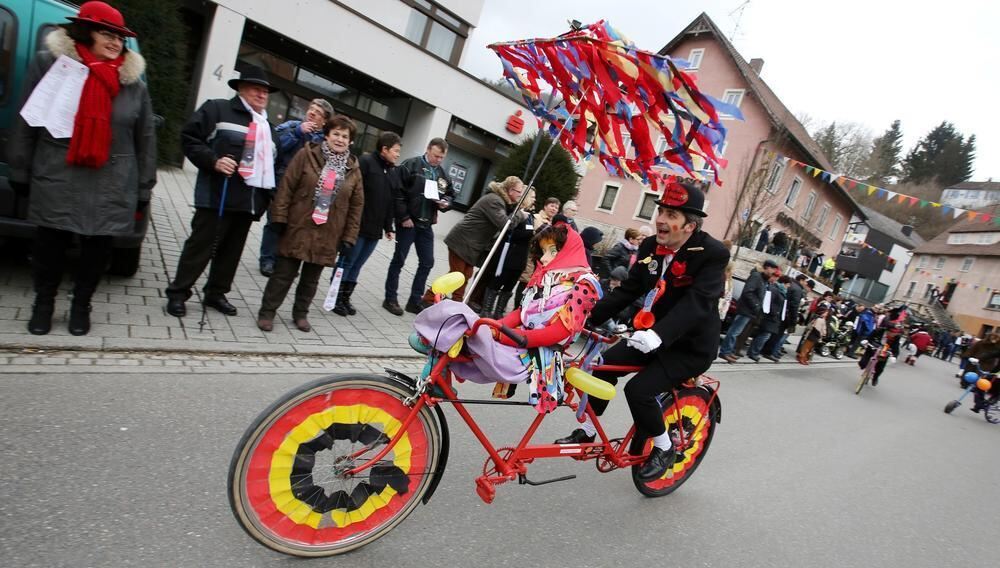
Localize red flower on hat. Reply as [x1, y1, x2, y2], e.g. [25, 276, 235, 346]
[670, 260, 687, 276]
[661, 181, 689, 207]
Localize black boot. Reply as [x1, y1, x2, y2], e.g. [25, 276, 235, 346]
[480, 288, 499, 318]
[68, 301, 92, 336]
[332, 281, 350, 317]
[343, 282, 357, 316]
[493, 292, 513, 319]
[28, 300, 55, 335]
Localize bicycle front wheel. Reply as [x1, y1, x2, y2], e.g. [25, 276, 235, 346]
[630, 387, 718, 497]
[855, 367, 871, 395]
[228, 374, 442, 557]
[984, 398, 1000, 424]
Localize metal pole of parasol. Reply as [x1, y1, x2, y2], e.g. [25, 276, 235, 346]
[463, 87, 589, 304]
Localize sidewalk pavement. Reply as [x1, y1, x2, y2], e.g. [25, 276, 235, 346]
[0, 167, 852, 367]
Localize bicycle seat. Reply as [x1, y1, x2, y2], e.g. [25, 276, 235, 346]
[565, 367, 616, 400]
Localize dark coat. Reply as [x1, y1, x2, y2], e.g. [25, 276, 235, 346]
[274, 119, 325, 181]
[783, 281, 805, 331]
[8, 29, 157, 236]
[758, 282, 786, 334]
[270, 143, 363, 266]
[395, 155, 454, 227]
[605, 241, 637, 273]
[590, 231, 730, 380]
[736, 268, 766, 317]
[181, 97, 277, 219]
[356, 152, 398, 240]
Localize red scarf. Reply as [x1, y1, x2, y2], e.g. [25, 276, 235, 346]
[66, 44, 124, 168]
[527, 223, 591, 288]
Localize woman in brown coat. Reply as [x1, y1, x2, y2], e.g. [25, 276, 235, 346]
[257, 115, 364, 332]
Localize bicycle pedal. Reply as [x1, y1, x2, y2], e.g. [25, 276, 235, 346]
[518, 473, 576, 486]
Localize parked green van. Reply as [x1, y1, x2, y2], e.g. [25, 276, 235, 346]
[0, 0, 148, 276]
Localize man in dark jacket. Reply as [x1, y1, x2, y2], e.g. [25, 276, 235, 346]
[165, 66, 278, 317]
[719, 259, 777, 362]
[765, 273, 806, 361]
[383, 138, 454, 315]
[258, 98, 334, 276]
[554, 181, 729, 482]
[330, 131, 401, 316]
[747, 272, 786, 361]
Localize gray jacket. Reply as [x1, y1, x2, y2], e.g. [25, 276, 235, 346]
[8, 29, 157, 237]
[444, 183, 524, 266]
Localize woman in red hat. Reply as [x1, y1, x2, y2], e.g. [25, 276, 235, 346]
[8, 1, 156, 336]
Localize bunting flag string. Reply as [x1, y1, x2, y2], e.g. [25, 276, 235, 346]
[855, 241, 895, 262]
[911, 270, 992, 292]
[763, 151, 1000, 226]
[489, 20, 739, 190]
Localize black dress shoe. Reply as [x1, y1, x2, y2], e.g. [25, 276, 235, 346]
[166, 298, 186, 317]
[259, 261, 274, 277]
[554, 428, 595, 444]
[204, 295, 237, 316]
[637, 446, 676, 481]
[764, 354, 781, 362]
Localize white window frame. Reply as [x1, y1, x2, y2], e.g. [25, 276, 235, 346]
[801, 191, 818, 221]
[654, 135, 668, 156]
[934, 257, 946, 270]
[917, 255, 929, 268]
[764, 160, 786, 194]
[829, 215, 843, 240]
[634, 191, 659, 222]
[948, 233, 968, 244]
[597, 183, 621, 213]
[686, 48, 705, 70]
[816, 203, 831, 232]
[905, 281, 916, 298]
[719, 89, 744, 118]
[988, 291, 1000, 310]
[785, 177, 802, 208]
[960, 257, 974, 272]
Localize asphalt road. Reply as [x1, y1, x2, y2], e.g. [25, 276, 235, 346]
[1, 355, 997, 568]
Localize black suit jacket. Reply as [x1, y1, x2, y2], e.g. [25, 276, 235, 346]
[590, 230, 730, 379]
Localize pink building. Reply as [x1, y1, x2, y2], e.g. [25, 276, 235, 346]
[575, 13, 862, 266]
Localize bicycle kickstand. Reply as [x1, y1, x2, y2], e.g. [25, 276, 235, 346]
[518, 473, 577, 486]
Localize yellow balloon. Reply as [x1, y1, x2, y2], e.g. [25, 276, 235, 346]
[431, 272, 466, 295]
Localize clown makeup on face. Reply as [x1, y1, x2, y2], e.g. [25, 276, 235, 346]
[539, 238, 559, 266]
[654, 206, 695, 250]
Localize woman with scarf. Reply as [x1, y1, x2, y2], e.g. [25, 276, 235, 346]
[257, 115, 363, 333]
[604, 228, 643, 274]
[8, 1, 156, 336]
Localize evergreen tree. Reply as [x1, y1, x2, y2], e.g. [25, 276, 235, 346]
[115, 0, 190, 165]
[494, 133, 579, 206]
[814, 122, 841, 167]
[865, 119, 903, 186]
[903, 121, 975, 186]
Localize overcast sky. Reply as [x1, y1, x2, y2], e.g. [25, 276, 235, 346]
[460, 0, 1000, 181]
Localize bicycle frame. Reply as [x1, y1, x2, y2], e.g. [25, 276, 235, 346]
[345, 323, 720, 504]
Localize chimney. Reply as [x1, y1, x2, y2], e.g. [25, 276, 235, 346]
[901, 225, 914, 237]
[749, 58, 764, 74]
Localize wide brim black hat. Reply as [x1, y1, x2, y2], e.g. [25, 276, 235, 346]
[228, 65, 279, 93]
[655, 180, 708, 217]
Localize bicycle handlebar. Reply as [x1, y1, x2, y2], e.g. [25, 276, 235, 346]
[470, 318, 528, 348]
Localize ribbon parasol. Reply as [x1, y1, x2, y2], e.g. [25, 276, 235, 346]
[489, 20, 740, 189]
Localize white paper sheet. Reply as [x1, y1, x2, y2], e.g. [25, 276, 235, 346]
[423, 179, 439, 200]
[19, 55, 89, 139]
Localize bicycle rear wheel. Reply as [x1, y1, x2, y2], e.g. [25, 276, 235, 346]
[228, 374, 442, 557]
[630, 387, 718, 497]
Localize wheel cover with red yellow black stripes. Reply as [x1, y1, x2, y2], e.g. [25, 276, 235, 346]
[240, 387, 431, 547]
[639, 391, 713, 491]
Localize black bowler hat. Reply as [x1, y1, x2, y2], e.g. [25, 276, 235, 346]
[655, 179, 707, 217]
[228, 65, 279, 93]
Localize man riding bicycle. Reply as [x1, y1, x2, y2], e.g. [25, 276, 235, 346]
[555, 181, 729, 481]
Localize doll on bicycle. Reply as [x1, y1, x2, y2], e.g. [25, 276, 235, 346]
[414, 219, 601, 411]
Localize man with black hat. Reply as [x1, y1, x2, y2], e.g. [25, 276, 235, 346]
[554, 180, 729, 482]
[165, 65, 279, 317]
